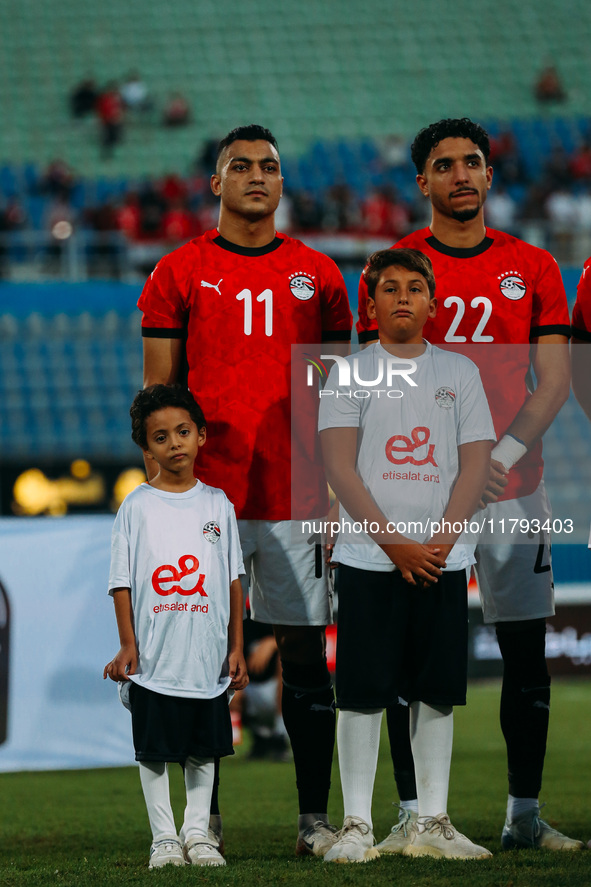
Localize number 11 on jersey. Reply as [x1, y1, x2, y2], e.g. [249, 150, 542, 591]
[236, 289, 273, 336]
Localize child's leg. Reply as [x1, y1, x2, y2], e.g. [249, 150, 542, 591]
[183, 756, 215, 842]
[139, 761, 177, 839]
[337, 709, 383, 827]
[409, 701, 453, 817]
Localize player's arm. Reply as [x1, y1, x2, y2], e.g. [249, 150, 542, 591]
[482, 333, 570, 505]
[320, 426, 446, 585]
[571, 336, 591, 421]
[143, 336, 184, 387]
[428, 440, 492, 558]
[228, 577, 248, 690]
[103, 588, 138, 682]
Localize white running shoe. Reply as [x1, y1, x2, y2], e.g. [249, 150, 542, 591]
[404, 813, 492, 860]
[296, 820, 339, 857]
[376, 807, 418, 854]
[501, 807, 584, 851]
[148, 836, 185, 869]
[183, 836, 226, 866]
[324, 816, 380, 863]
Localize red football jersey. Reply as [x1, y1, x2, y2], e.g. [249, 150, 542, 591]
[139, 229, 353, 519]
[572, 257, 591, 340]
[357, 227, 570, 500]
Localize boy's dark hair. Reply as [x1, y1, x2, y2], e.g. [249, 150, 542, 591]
[216, 124, 279, 170]
[364, 248, 436, 301]
[130, 384, 206, 449]
[411, 117, 490, 174]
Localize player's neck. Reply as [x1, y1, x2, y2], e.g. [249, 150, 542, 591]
[216, 211, 277, 249]
[429, 211, 487, 249]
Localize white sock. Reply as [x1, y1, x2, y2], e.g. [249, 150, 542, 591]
[400, 799, 419, 816]
[182, 756, 215, 842]
[139, 761, 176, 840]
[507, 795, 538, 821]
[337, 709, 383, 827]
[409, 701, 453, 819]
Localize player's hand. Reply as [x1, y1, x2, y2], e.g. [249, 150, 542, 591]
[325, 542, 337, 566]
[229, 651, 249, 690]
[246, 636, 277, 676]
[383, 540, 446, 587]
[103, 643, 138, 682]
[479, 458, 509, 507]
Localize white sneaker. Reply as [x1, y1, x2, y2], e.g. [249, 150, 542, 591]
[324, 816, 380, 863]
[404, 814, 492, 860]
[376, 807, 418, 854]
[183, 836, 226, 866]
[148, 835, 185, 869]
[296, 820, 339, 857]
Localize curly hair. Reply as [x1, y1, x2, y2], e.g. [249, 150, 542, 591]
[411, 118, 490, 174]
[130, 384, 206, 449]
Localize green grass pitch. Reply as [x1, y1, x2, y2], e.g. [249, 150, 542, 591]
[1, 679, 590, 886]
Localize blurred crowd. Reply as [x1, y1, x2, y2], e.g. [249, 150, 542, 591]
[3, 116, 591, 271]
[70, 71, 191, 158]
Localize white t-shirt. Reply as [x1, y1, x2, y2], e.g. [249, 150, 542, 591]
[109, 481, 245, 698]
[318, 342, 495, 571]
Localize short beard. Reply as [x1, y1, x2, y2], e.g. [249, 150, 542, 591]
[451, 206, 480, 223]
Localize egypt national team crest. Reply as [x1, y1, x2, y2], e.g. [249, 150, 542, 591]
[435, 387, 456, 409]
[203, 521, 221, 544]
[289, 272, 316, 301]
[499, 272, 526, 301]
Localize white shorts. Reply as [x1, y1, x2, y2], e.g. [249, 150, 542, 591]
[475, 481, 554, 624]
[238, 520, 333, 627]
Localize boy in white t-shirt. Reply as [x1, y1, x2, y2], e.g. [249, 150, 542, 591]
[318, 249, 495, 862]
[103, 384, 247, 870]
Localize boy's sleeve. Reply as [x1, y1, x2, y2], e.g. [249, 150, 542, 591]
[226, 500, 245, 583]
[108, 506, 131, 595]
[317, 361, 361, 432]
[456, 362, 496, 446]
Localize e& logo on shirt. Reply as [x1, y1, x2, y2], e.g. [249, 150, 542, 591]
[152, 555, 207, 597]
[385, 426, 438, 467]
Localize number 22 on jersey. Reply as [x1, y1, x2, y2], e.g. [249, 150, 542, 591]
[443, 296, 494, 342]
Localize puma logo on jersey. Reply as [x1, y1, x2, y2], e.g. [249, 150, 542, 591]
[201, 278, 223, 295]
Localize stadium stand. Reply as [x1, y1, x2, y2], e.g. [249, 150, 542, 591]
[0, 310, 141, 461]
[0, 0, 589, 177]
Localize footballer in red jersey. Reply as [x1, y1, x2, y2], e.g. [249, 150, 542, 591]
[358, 225, 570, 501]
[571, 257, 591, 422]
[139, 228, 351, 520]
[139, 124, 352, 858]
[355, 119, 581, 856]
